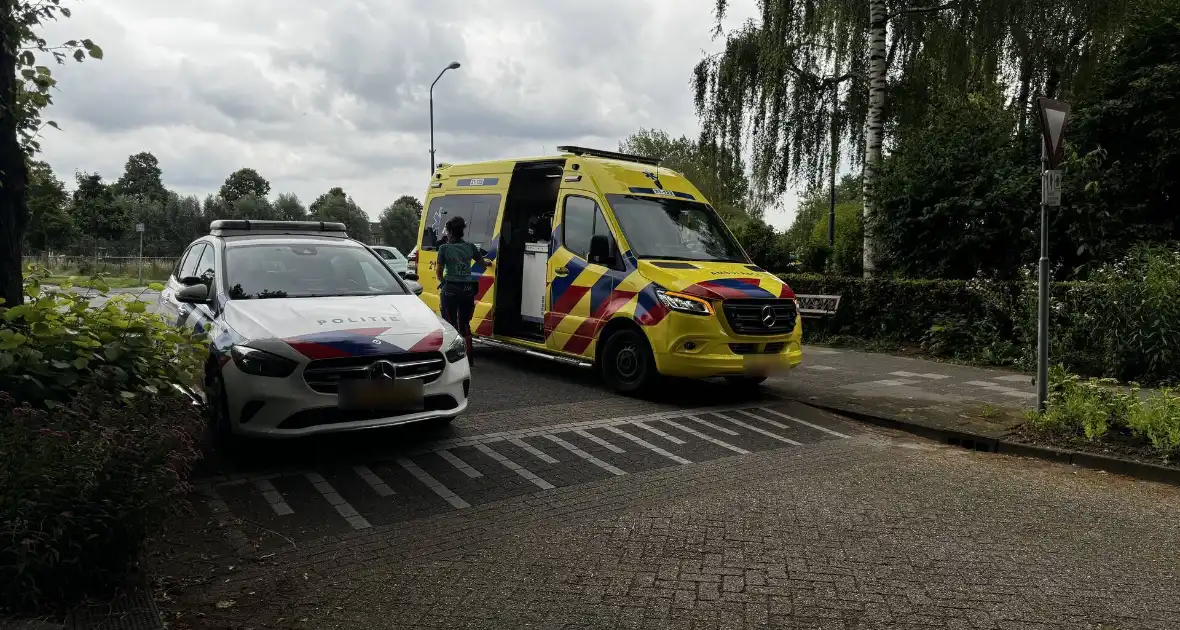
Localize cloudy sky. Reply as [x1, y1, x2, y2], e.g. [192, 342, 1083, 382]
[36, 0, 800, 230]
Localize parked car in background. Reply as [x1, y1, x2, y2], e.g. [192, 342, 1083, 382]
[371, 245, 408, 276]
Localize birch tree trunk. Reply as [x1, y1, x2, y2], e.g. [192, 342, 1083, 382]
[862, 0, 889, 278]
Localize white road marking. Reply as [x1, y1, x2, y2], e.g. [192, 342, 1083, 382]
[890, 371, 950, 380]
[509, 437, 560, 464]
[711, 412, 803, 446]
[396, 456, 470, 509]
[754, 407, 851, 439]
[631, 421, 687, 445]
[574, 429, 626, 453]
[254, 479, 294, 516]
[1002, 390, 1037, 399]
[993, 375, 1032, 383]
[805, 365, 837, 371]
[965, 380, 1007, 388]
[352, 465, 395, 497]
[659, 418, 749, 455]
[303, 472, 371, 529]
[806, 348, 840, 355]
[685, 415, 741, 436]
[544, 434, 625, 476]
[436, 448, 483, 478]
[604, 427, 692, 465]
[194, 485, 251, 550]
[473, 443, 555, 490]
[844, 379, 921, 387]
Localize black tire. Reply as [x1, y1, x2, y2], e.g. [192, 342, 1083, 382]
[207, 375, 239, 451]
[600, 328, 658, 394]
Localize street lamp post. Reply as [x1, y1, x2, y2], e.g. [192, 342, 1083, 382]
[1034, 97, 1070, 412]
[429, 61, 461, 173]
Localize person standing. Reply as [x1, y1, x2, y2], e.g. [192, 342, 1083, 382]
[435, 216, 491, 363]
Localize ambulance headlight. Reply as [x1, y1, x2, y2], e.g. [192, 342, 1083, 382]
[656, 289, 713, 316]
[444, 334, 467, 363]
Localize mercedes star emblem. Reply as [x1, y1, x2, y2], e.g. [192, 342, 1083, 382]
[369, 360, 398, 380]
[761, 305, 777, 328]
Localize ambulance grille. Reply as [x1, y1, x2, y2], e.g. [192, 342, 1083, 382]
[302, 352, 445, 393]
[721, 299, 798, 336]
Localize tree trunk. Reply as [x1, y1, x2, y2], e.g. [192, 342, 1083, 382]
[0, 7, 29, 308]
[862, 0, 888, 278]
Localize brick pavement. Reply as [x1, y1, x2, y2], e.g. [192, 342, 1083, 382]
[164, 425, 1180, 629]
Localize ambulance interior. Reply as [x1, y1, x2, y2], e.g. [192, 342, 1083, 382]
[493, 160, 563, 342]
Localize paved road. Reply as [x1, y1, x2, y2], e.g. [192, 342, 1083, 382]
[145, 346, 1180, 630]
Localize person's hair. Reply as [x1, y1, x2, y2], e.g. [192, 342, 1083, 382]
[445, 216, 466, 240]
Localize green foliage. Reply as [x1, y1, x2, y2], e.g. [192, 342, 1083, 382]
[70, 172, 125, 243]
[113, 151, 167, 202]
[218, 167, 271, 204]
[783, 246, 1180, 384]
[619, 128, 749, 215]
[311, 187, 371, 242]
[10, 0, 103, 155]
[23, 160, 73, 252]
[728, 215, 790, 271]
[379, 195, 423, 252]
[0, 379, 204, 612]
[273, 192, 307, 221]
[785, 174, 862, 253]
[0, 265, 206, 406]
[872, 90, 1039, 280]
[1028, 365, 1180, 460]
[804, 201, 862, 275]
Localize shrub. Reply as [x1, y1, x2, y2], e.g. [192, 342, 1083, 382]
[1, 265, 206, 406]
[0, 380, 205, 612]
[781, 245, 1180, 384]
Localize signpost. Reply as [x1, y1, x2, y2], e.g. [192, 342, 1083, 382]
[136, 223, 145, 285]
[1034, 97, 1070, 412]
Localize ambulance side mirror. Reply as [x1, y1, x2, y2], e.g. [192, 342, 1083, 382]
[589, 234, 614, 267]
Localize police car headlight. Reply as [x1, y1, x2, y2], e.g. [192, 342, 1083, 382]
[231, 345, 298, 378]
[444, 335, 467, 363]
[656, 289, 713, 315]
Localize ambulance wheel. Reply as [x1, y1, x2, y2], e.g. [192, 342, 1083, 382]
[601, 329, 657, 394]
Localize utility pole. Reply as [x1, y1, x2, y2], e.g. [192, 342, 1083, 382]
[136, 223, 144, 285]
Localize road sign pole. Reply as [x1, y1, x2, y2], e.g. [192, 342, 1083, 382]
[1037, 144, 1049, 412]
[136, 223, 145, 285]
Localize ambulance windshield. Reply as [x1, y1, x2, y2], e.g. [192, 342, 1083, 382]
[605, 195, 747, 263]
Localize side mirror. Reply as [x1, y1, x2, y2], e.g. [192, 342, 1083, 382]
[406, 279, 423, 296]
[589, 234, 614, 266]
[176, 283, 210, 304]
[404, 273, 419, 281]
[179, 276, 204, 287]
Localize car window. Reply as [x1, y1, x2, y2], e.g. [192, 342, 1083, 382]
[178, 244, 206, 280]
[194, 243, 216, 284]
[172, 246, 197, 280]
[225, 243, 407, 299]
[376, 249, 396, 260]
[421, 194, 501, 251]
[562, 196, 616, 262]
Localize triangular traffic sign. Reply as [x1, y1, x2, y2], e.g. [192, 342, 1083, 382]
[1036, 97, 1070, 169]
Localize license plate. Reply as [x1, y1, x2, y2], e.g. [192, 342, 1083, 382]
[338, 378, 425, 411]
[742, 355, 777, 377]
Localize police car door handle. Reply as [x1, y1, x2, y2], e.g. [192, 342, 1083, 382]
[554, 267, 568, 277]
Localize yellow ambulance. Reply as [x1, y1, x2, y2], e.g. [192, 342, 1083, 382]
[407, 146, 803, 393]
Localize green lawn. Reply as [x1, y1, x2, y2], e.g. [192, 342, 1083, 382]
[39, 275, 152, 290]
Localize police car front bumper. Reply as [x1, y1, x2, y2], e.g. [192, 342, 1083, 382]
[220, 355, 471, 438]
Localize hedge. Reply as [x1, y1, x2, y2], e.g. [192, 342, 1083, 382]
[781, 262, 1180, 385]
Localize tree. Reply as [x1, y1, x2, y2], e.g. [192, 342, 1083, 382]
[113, 151, 166, 202]
[218, 167, 270, 204]
[310, 187, 370, 242]
[378, 195, 422, 252]
[0, 0, 101, 306]
[694, 0, 1135, 277]
[785, 174, 862, 254]
[618, 128, 749, 217]
[274, 192, 306, 220]
[23, 159, 72, 252]
[70, 172, 124, 244]
[230, 194, 278, 221]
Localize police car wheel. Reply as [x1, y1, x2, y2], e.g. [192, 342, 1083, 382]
[602, 329, 656, 394]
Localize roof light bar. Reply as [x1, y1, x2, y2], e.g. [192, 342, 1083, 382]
[209, 220, 349, 237]
[556, 145, 662, 167]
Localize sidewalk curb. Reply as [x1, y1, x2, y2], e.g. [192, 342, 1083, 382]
[800, 401, 1180, 487]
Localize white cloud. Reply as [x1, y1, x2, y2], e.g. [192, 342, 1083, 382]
[34, 0, 800, 229]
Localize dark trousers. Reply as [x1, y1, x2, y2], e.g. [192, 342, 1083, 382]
[440, 281, 477, 337]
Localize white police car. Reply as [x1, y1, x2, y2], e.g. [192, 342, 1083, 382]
[158, 220, 470, 442]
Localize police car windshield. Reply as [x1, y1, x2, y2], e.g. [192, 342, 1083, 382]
[605, 195, 747, 262]
[224, 243, 407, 299]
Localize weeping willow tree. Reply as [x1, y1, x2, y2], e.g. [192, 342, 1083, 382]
[695, 0, 1134, 277]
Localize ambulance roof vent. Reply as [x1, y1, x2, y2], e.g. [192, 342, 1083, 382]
[556, 145, 662, 167]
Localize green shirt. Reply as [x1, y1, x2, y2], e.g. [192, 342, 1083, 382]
[438, 240, 479, 283]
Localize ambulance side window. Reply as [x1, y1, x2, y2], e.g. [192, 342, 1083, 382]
[562, 195, 617, 266]
[421, 194, 501, 251]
